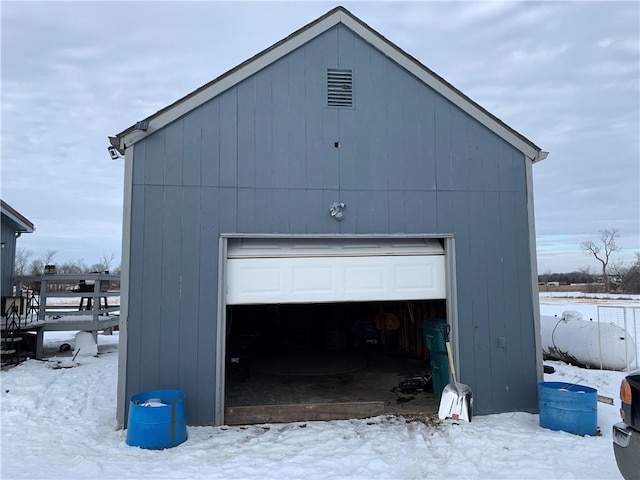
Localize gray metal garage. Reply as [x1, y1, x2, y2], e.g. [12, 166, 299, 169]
[110, 6, 547, 427]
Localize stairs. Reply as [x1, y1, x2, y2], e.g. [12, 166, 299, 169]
[1, 307, 26, 367]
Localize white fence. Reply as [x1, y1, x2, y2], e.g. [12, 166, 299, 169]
[597, 305, 640, 371]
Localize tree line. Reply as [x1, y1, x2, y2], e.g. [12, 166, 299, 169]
[539, 229, 639, 294]
[15, 248, 121, 276]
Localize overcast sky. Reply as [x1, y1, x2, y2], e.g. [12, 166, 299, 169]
[2, 1, 638, 273]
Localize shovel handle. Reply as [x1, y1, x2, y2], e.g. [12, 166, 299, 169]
[445, 341, 456, 379]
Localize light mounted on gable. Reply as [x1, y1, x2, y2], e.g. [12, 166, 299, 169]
[134, 120, 150, 131]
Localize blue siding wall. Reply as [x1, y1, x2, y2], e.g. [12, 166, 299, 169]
[1, 217, 18, 297]
[125, 24, 537, 425]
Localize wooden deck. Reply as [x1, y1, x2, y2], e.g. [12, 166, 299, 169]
[2, 273, 120, 363]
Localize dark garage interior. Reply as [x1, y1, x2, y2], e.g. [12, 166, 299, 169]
[224, 299, 447, 424]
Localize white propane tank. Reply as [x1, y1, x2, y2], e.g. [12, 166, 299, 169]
[540, 310, 636, 370]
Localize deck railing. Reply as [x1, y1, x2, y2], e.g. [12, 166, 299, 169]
[13, 273, 120, 324]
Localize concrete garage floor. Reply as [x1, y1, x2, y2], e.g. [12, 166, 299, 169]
[225, 350, 440, 424]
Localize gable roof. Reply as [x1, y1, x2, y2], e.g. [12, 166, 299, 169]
[111, 6, 547, 162]
[1, 200, 34, 233]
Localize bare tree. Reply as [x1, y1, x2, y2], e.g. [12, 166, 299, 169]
[580, 229, 621, 293]
[58, 259, 88, 274]
[29, 259, 44, 276]
[14, 247, 32, 276]
[611, 252, 640, 294]
[90, 252, 115, 272]
[41, 249, 58, 266]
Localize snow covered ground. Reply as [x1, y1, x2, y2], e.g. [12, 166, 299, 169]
[2, 298, 635, 479]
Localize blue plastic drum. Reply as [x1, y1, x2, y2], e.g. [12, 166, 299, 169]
[126, 389, 188, 449]
[538, 382, 597, 436]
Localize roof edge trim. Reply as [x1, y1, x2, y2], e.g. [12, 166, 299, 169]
[1, 200, 35, 233]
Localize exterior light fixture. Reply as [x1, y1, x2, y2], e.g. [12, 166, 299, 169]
[107, 146, 122, 160]
[329, 202, 346, 220]
[135, 120, 150, 131]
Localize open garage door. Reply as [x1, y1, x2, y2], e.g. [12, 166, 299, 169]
[226, 238, 446, 304]
[220, 237, 451, 425]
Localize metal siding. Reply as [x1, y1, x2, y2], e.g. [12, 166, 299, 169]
[307, 189, 337, 233]
[406, 191, 438, 233]
[219, 90, 238, 187]
[321, 29, 340, 192]
[272, 60, 291, 190]
[338, 108, 360, 190]
[254, 69, 273, 189]
[183, 110, 202, 186]
[434, 96, 453, 190]
[237, 78, 256, 189]
[218, 187, 237, 233]
[386, 65, 404, 191]
[124, 24, 538, 424]
[288, 48, 307, 189]
[402, 81, 423, 191]
[515, 180, 539, 411]
[370, 191, 389, 232]
[178, 188, 201, 411]
[303, 37, 325, 190]
[498, 141, 516, 191]
[237, 187, 255, 232]
[435, 191, 454, 233]
[466, 191, 490, 410]
[352, 38, 373, 191]
[484, 191, 508, 411]
[499, 192, 524, 408]
[158, 186, 181, 387]
[1, 218, 16, 297]
[450, 109, 469, 191]
[388, 191, 405, 233]
[197, 188, 219, 422]
[138, 186, 163, 390]
[126, 185, 146, 401]
[481, 128, 501, 192]
[451, 192, 475, 387]
[250, 189, 290, 233]
[368, 51, 389, 192]
[465, 118, 484, 192]
[417, 85, 437, 191]
[164, 121, 184, 186]
[288, 189, 308, 233]
[334, 190, 357, 234]
[200, 101, 221, 187]
[354, 190, 374, 234]
[144, 131, 165, 185]
[131, 140, 146, 185]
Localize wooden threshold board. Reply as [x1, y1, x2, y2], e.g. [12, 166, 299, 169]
[225, 401, 385, 425]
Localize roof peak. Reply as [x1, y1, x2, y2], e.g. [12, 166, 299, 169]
[112, 5, 544, 161]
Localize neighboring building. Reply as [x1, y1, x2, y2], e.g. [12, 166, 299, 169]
[1, 200, 34, 298]
[111, 7, 548, 427]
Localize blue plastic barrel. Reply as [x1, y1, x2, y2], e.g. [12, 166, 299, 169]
[421, 319, 450, 396]
[126, 389, 188, 449]
[538, 382, 597, 436]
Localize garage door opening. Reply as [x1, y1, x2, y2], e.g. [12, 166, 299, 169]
[224, 298, 447, 425]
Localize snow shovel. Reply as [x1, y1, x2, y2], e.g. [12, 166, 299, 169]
[438, 328, 473, 422]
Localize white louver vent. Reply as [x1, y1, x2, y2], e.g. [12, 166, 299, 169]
[327, 68, 353, 108]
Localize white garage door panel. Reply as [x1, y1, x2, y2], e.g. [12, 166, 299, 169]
[226, 255, 445, 304]
[292, 265, 334, 294]
[235, 267, 282, 294]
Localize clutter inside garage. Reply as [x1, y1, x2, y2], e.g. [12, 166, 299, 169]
[224, 299, 448, 424]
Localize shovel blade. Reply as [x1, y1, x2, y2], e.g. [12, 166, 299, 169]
[438, 383, 473, 422]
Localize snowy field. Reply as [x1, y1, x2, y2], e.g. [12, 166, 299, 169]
[2, 297, 637, 479]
